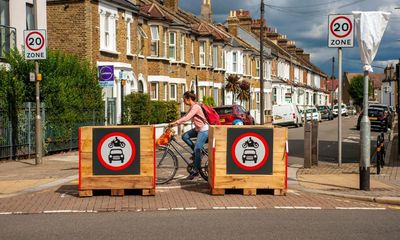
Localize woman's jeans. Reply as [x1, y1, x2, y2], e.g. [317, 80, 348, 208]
[181, 128, 208, 171]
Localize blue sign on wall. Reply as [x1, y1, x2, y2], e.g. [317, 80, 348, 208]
[98, 65, 114, 88]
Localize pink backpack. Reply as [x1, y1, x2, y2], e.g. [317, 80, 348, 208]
[198, 104, 221, 125]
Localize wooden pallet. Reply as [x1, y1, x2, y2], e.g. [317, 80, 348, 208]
[211, 188, 286, 196]
[79, 188, 155, 197]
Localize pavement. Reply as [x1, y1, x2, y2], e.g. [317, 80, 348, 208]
[1, 129, 400, 213]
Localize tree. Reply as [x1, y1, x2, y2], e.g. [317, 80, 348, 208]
[348, 75, 372, 107]
[237, 80, 250, 105]
[225, 75, 240, 104]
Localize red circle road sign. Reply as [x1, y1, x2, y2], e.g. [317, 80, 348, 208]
[330, 16, 353, 38]
[96, 132, 136, 171]
[230, 132, 270, 171]
[25, 31, 45, 51]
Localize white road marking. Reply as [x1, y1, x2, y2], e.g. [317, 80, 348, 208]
[212, 207, 226, 210]
[275, 206, 321, 209]
[185, 207, 198, 210]
[157, 208, 170, 211]
[43, 210, 97, 213]
[287, 190, 301, 196]
[60, 193, 66, 198]
[0, 212, 13, 215]
[335, 207, 386, 210]
[239, 206, 257, 209]
[171, 208, 184, 210]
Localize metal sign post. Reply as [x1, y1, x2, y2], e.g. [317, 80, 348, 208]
[328, 14, 354, 167]
[24, 29, 47, 165]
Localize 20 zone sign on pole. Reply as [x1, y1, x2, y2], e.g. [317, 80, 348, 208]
[24, 30, 47, 60]
[328, 15, 354, 48]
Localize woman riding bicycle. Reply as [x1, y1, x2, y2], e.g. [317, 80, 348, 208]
[170, 91, 208, 180]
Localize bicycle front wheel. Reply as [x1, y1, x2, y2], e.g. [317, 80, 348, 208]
[156, 146, 178, 184]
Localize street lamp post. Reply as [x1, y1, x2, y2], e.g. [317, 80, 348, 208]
[120, 71, 126, 125]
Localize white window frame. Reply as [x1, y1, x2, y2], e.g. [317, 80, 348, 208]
[180, 34, 185, 62]
[137, 25, 147, 55]
[222, 49, 225, 69]
[209, 43, 212, 66]
[168, 32, 176, 60]
[163, 28, 167, 58]
[212, 46, 218, 68]
[170, 84, 177, 100]
[190, 40, 195, 64]
[232, 52, 237, 73]
[256, 59, 260, 78]
[243, 55, 247, 75]
[199, 41, 205, 66]
[150, 25, 159, 57]
[99, 4, 117, 52]
[150, 82, 159, 100]
[256, 92, 260, 110]
[164, 82, 168, 100]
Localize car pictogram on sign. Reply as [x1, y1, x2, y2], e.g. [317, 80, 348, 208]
[108, 149, 124, 163]
[242, 149, 258, 163]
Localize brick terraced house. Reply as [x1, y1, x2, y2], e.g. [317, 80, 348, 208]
[46, 0, 329, 124]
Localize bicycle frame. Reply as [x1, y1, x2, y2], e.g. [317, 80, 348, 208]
[163, 135, 208, 167]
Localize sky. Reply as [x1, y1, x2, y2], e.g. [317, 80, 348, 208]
[180, 0, 400, 77]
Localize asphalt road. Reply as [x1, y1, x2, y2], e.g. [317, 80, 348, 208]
[288, 116, 387, 166]
[1, 209, 399, 240]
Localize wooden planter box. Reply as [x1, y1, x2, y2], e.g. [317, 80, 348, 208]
[208, 125, 288, 196]
[79, 126, 155, 197]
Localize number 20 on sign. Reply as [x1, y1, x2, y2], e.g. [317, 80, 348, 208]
[24, 30, 47, 60]
[328, 15, 354, 48]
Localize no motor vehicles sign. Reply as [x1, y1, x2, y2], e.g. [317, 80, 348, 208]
[328, 15, 354, 48]
[24, 30, 47, 60]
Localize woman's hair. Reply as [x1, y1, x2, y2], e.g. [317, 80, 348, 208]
[183, 90, 197, 101]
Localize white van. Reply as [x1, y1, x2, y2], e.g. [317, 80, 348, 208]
[272, 104, 303, 127]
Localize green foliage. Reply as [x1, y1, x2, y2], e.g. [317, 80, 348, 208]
[123, 93, 152, 124]
[123, 93, 179, 124]
[202, 96, 215, 106]
[348, 75, 372, 107]
[225, 75, 240, 104]
[237, 80, 250, 104]
[1, 50, 104, 154]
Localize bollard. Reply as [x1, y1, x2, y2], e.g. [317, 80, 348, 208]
[311, 120, 319, 166]
[304, 119, 312, 168]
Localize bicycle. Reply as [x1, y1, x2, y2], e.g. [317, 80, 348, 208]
[156, 127, 208, 184]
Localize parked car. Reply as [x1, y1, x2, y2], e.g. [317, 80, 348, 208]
[213, 104, 254, 125]
[369, 103, 393, 128]
[346, 106, 357, 116]
[356, 107, 390, 132]
[272, 104, 303, 127]
[317, 105, 334, 120]
[305, 106, 321, 122]
[332, 104, 348, 116]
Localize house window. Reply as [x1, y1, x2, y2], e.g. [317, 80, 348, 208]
[137, 25, 147, 55]
[199, 87, 206, 101]
[138, 80, 144, 93]
[213, 88, 219, 106]
[190, 40, 194, 64]
[26, 3, 35, 30]
[256, 59, 260, 77]
[168, 32, 176, 60]
[180, 34, 185, 62]
[163, 28, 167, 57]
[209, 44, 212, 66]
[263, 62, 267, 79]
[199, 41, 205, 66]
[150, 25, 159, 56]
[0, 0, 9, 26]
[273, 87, 277, 103]
[222, 49, 225, 69]
[232, 52, 237, 72]
[170, 84, 177, 100]
[212, 46, 218, 68]
[256, 92, 260, 110]
[150, 82, 158, 100]
[164, 82, 168, 100]
[99, 5, 117, 52]
[126, 20, 132, 54]
[243, 55, 247, 75]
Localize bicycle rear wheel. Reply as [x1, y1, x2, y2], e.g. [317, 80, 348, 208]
[156, 146, 178, 184]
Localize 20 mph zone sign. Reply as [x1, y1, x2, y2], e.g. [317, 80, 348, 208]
[328, 15, 354, 48]
[24, 30, 47, 60]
